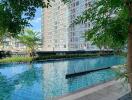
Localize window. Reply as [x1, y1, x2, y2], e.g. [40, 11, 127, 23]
[72, 32, 75, 36]
[55, 40, 57, 43]
[54, 26, 57, 29]
[87, 44, 89, 48]
[15, 42, 19, 47]
[54, 21, 57, 25]
[75, 44, 78, 48]
[64, 45, 66, 48]
[76, 1, 79, 6]
[85, 23, 87, 27]
[73, 3, 75, 7]
[48, 45, 51, 47]
[70, 38, 73, 42]
[88, 23, 91, 27]
[55, 45, 57, 48]
[20, 43, 24, 47]
[58, 6, 60, 10]
[4, 41, 9, 47]
[75, 37, 78, 42]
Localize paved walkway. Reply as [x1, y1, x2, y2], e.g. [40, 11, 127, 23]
[56, 80, 130, 100]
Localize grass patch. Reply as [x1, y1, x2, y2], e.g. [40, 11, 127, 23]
[0, 56, 33, 63]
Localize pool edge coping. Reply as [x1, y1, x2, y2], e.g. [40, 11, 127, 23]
[56, 80, 117, 100]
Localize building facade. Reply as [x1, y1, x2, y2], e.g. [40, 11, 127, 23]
[42, 0, 98, 51]
[1, 38, 26, 52]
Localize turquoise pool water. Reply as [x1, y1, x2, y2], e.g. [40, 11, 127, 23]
[0, 55, 126, 100]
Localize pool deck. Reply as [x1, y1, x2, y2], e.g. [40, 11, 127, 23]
[55, 80, 130, 100]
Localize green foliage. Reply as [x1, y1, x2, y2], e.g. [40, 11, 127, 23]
[112, 64, 128, 84]
[0, 56, 33, 63]
[72, 0, 128, 50]
[0, 0, 51, 37]
[18, 29, 41, 56]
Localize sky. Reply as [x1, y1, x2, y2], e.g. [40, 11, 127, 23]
[29, 8, 42, 32]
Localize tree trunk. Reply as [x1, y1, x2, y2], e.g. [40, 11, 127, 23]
[128, 25, 132, 91]
[127, 1, 132, 92]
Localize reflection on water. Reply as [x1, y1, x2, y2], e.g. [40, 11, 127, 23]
[0, 55, 126, 100]
[67, 55, 126, 74]
[0, 73, 15, 100]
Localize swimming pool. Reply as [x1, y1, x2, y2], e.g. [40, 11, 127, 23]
[0, 55, 126, 100]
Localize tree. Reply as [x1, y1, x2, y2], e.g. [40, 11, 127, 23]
[0, 0, 51, 38]
[65, 0, 132, 91]
[18, 29, 40, 57]
[88, 33, 112, 50]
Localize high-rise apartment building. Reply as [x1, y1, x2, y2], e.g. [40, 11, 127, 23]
[42, 0, 98, 51]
